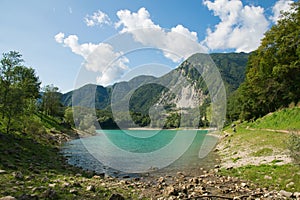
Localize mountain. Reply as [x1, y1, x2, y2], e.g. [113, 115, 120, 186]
[61, 52, 249, 128]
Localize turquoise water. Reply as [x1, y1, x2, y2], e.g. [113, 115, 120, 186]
[62, 129, 219, 177]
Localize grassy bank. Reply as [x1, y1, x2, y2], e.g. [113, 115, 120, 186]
[0, 113, 144, 199]
[218, 107, 300, 193]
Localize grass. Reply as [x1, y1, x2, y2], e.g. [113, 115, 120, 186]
[248, 107, 300, 131]
[0, 113, 145, 199]
[250, 148, 273, 157]
[220, 164, 300, 192]
[219, 107, 300, 193]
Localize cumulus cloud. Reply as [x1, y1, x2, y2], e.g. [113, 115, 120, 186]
[270, 0, 294, 24]
[202, 0, 269, 53]
[54, 32, 129, 86]
[115, 7, 206, 62]
[54, 32, 65, 44]
[84, 10, 111, 27]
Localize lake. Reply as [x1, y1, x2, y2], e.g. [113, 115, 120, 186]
[62, 129, 219, 178]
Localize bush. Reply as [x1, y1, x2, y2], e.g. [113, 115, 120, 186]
[287, 133, 300, 164]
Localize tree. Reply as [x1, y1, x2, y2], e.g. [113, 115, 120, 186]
[230, 2, 300, 120]
[0, 51, 40, 133]
[41, 84, 64, 117]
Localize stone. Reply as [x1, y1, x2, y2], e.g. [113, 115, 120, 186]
[86, 185, 96, 192]
[69, 189, 78, 195]
[0, 196, 17, 200]
[109, 193, 125, 200]
[42, 189, 57, 199]
[279, 190, 293, 198]
[18, 194, 38, 200]
[49, 183, 56, 188]
[264, 175, 272, 180]
[158, 177, 165, 183]
[293, 192, 300, 198]
[241, 182, 247, 187]
[0, 169, 7, 174]
[164, 186, 178, 196]
[286, 182, 294, 188]
[13, 171, 23, 180]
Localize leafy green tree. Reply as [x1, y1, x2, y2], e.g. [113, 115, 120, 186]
[230, 2, 300, 120]
[0, 51, 40, 133]
[41, 84, 64, 117]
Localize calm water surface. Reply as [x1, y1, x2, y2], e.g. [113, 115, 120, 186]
[62, 129, 219, 178]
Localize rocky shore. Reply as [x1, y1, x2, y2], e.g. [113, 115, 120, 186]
[2, 168, 299, 200]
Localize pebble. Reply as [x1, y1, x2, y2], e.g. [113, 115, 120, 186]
[264, 175, 272, 180]
[279, 190, 293, 198]
[109, 193, 125, 200]
[86, 185, 96, 192]
[0, 196, 17, 200]
[69, 189, 78, 194]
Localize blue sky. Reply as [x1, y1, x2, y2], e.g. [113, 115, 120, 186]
[0, 0, 294, 92]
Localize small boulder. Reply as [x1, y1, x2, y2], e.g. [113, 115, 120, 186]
[69, 189, 78, 195]
[13, 171, 23, 180]
[279, 190, 293, 198]
[86, 185, 96, 192]
[264, 175, 272, 180]
[109, 194, 125, 200]
[0, 196, 17, 200]
[42, 189, 57, 199]
[164, 186, 178, 196]
[293, 192, 300, 198]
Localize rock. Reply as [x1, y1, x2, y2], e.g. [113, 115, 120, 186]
[286, 182, 294, 188]
[42, 188, 57, 199]
[164, 186, 178, 196]
[158, 177, 165, 183]
[0, 169, 7, 174]
[0, 196, 17, 200]
[189, 177, 199, 184]
[13, 171, 23, 180]
[264, 175, 272, 180]
[109, 193, 125, 200]
[49, 183, 56, 188]
[214, 165, 220, 168]
[69, 189, 78, 195]
[279, 190, 293, 198]
[62, 182, 70, 188]
[72, 182, 82, 187]
[86, 185, 96, 192]
[41, 176, 49, 182]
[18, 194, 38, 200]
[241, 182, 247, 187]
[293, 192, 300, 198]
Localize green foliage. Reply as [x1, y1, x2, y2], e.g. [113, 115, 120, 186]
[40, 84, 64, 117]
[0, 51, 40, 133]
[287, 133, 300, 164]
[230, 2, 300, 120]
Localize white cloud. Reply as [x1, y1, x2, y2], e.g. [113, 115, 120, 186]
[270, 0, 294, 24]
[115, 7, 206, 62]
[203, 0, 269, 53]
[54, 33, 129, 86]
[84, 10, 111, 27]
[54, 32, 65, 43]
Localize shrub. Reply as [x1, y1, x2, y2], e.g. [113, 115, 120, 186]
[287, 133, 300, 164]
